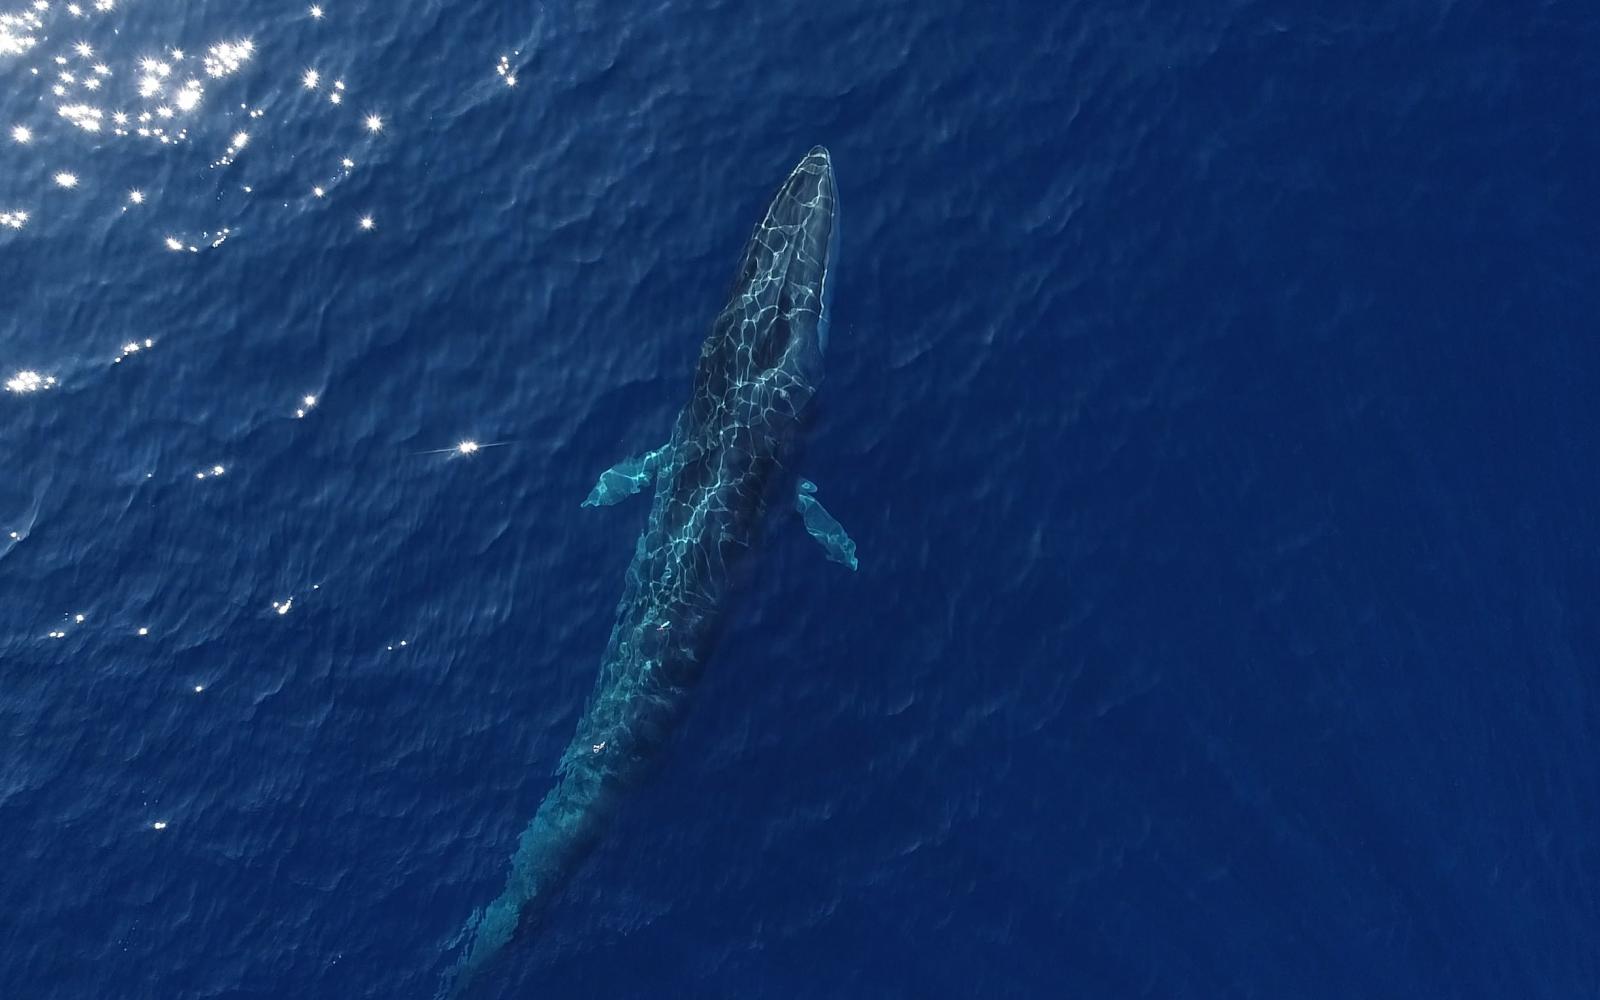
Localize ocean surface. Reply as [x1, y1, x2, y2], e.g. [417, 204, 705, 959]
[3, 1, 1596, 997]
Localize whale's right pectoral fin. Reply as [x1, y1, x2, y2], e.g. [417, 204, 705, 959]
[795, 479, 859, 571]
[581, 446, 667, 508]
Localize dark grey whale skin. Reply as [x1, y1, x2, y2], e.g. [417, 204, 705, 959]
[441, 147, 838, 998]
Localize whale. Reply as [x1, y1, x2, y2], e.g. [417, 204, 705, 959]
[441, 147, 852, 996]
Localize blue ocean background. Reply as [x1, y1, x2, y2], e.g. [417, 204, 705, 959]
[3, 1, 1596, 997]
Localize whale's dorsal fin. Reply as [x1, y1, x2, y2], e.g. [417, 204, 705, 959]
[795, 479, 858, 571]
[581, 446, 667, 508]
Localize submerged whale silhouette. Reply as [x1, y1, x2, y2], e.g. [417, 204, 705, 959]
[442, 147, 845, 996]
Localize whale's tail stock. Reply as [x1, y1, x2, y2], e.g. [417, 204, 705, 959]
[439, 767, 614, 998]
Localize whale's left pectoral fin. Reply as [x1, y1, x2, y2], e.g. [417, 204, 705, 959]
[795, 479, 858, 571]
[581, 446, 667, 508]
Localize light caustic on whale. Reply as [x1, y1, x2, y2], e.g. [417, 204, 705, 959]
[440, 147, 858, 997]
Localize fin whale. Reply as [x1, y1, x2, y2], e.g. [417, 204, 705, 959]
[441, 147, 840, 997]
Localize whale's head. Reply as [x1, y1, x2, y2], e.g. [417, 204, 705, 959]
[744, 146, 835, 379]
[695, 148, 838, 429]
[773, 146, 836, 348]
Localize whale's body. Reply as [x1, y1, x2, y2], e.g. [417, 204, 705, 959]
[444, 147, 839, 996]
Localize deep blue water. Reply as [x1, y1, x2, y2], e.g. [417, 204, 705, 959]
[3, 1, 1597, 997]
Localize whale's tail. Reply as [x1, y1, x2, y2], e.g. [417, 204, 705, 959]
[439, 767, 616, 998]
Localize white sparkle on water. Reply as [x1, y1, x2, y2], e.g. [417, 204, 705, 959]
[358, 214, 374, 230]
[59, 102, 104, 132]
[202, 38, 253, 79]
[11, 125, 32, 143]
[113, 338, 150, 362]
[363, 112, 382, 133]
[54, 171, 78, 188]
[309, 4, 324, 18]
[128, 189, 144, 204]
[496, 53, 518, 88]
[174, 81, 202, 111]
[6, 370, 56, 392]
[302, 68, 319, 89]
